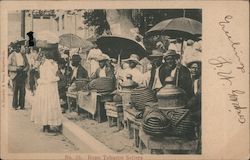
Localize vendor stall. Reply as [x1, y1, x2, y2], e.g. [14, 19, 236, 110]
[78, 90, 113, 123]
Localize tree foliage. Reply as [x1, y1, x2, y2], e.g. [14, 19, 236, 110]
[83, 10, 110, 36]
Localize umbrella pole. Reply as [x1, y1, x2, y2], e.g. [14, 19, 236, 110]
[176, 37, 184, 87]
[117, 51, 121, 90]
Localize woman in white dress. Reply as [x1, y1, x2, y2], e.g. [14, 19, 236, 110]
[31, 49, 62, 133]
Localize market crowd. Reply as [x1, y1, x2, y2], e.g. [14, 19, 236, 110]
[8, 31, 201, 136]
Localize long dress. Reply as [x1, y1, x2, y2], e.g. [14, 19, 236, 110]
[31, 59, 62, 126]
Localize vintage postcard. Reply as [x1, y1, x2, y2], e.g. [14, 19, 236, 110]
[0, 1, 249, 160]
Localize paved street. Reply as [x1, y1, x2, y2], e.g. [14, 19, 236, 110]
[7, 92, 83, 153]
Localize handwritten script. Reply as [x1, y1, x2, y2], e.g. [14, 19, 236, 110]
[208, 15, 246, 124]
[218, 15, 245, 73]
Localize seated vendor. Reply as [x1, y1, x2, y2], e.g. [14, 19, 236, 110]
[90, 54, 116, 82]
[68, 54, 88, 91]
[119, 54, 144, 86]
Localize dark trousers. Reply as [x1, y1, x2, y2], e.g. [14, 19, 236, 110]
[12, 77, 26, 109]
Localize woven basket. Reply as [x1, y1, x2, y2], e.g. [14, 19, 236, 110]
[89, 77, 115, 92]
[75, 78, 89, 91]
[131, 87, 157, 111]
[142, 108, 171, 137]
[165, 109, 195, 138]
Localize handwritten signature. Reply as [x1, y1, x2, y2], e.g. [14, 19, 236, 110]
[208, 15, 247, 124]
[228, 90, 246, 124]
[219, 15, 245, 73]
[208, 56, 234, 86]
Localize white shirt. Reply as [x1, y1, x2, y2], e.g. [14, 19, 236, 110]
[145, 66, 162, 90]
[194, 79, 198, 94]
[87, 48, 103, 75]
[15, 52, 25, 66]
[71, 66, 78, 80]
[121, 67, 144, 85]
[171, 67, 177, 77]
[99, 66, 106, 77]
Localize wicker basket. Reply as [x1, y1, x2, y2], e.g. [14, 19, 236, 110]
[164, 109, 195, 138]
[89, 77, 115, 92]
[142, 108, 171, 137]
[131, 87, 157, 111]
[75, 78, 89, 91]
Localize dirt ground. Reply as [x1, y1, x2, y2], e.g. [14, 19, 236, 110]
[64, 111, 138, 154]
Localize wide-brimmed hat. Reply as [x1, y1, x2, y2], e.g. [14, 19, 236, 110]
[148, 50, 163, 59]
[122, 54, 141, 65]
[71, 54, 82, 62]
[186, 54, 201, 68]
[96, 54, 109, 62]
[163, 50, 180, 60]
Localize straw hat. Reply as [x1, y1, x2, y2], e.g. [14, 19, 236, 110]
[122, 54, 141, 65]
[96, 54, 109, 62]
[186, 54, 201, 68]
[163, 50, 180, 60]
[149, 50, 164, 58]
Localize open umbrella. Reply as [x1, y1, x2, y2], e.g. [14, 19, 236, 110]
[96, 35, 147, 60]
[146, 17, 202, 87]
[59, 33, 93, 49]
[146, 17, 201, 39]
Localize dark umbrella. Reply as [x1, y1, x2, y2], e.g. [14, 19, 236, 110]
[96, 35, 148, 60]
[59, 33, 93, 49]
[146, 17, 202, 87]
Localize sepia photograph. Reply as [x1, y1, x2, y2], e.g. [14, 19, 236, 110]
[7, 8, 202, 155]
[0, 1, 249, 160]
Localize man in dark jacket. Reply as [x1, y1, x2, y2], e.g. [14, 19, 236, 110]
[159, 50, 193, 99]
[70, 54, 88, 85]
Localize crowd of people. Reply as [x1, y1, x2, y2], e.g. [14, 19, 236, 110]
[8, 33, 202, 136]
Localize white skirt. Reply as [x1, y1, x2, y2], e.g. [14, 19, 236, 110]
[31, 82, 62, 126]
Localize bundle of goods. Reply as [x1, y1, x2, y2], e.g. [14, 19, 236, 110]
[105, 102, 117, 117]
[88, 77, 115, 93]
[142, 108, 171, 137]
[105, 101, 123, 128]
[120, 74, 138, 90]
[113, 93, 123, 105]
[130, 87, 157, 111]
[75, 78, 90, 91]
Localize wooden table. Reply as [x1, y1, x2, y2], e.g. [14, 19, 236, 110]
[124, 108, 143, 150]
[66, 91, 78, 112]
[96, 91, 114, 123]
[139, 129, 199, 154]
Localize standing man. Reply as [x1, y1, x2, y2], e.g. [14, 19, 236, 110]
[186, 58, 201, 124]
[146, 50, 164, 91]
[8, 42, 29, 110]
[159, 50, 193, 99]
